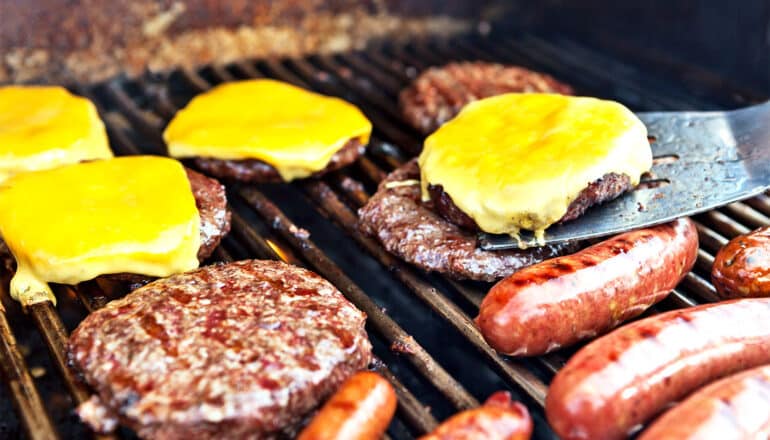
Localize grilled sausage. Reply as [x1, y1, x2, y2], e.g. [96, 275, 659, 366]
[297, 371, 396, 440]
[545, 298, 770, 440]
[419, 391, 532, 440]
[476, 218, 698, 356]
[638, 364, 770, 440]
[712, 226, 770, 299]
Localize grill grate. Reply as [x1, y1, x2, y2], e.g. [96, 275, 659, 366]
[1, 31, 768, 439]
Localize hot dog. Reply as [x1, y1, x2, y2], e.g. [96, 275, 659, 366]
[476, 218, 697, 356]
[638, 364, 770, 440]
[712, 226, 770, 299]
[419, 391, 532, 440]
[545, 298, 770, 440]
[297, 371, 396, 440]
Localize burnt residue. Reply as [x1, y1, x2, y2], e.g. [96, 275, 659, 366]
[0, 0, 501, 84]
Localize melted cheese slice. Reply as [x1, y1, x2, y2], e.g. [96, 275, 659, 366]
[164, 79, 372, 181]
[0, 86, 113, 182]
[419, 93, 652, 239]
[0, 156, 200, 305]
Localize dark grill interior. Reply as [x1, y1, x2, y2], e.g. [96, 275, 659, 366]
[1, 30, 769, 439]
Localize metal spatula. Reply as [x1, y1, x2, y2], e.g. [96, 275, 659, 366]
[479, 100, 770, 250]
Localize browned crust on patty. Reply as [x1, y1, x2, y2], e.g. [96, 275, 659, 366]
[357, 159, 579, 282]
[399, 62, 574, 134]
[428, 173, 633, 231]
[68, 259, 372, 439]
[185, 168, 231, 260]
[193, 138, 365, 183]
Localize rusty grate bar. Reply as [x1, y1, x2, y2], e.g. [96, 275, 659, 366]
[0, 295, 58, 440]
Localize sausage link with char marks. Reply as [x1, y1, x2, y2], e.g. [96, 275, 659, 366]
[476, 218, 698, 356]
[298, 371, 396, 440]
[638, 364, 770, 440]
[545, 298, 770, 440]
[712, 226, 770, 298]
[419, 391, 532, 440]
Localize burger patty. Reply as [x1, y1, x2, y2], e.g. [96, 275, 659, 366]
[68, 260, 372, 439]
[400, 62, 574, 134]
[358, 160, 579, 282]
[193, 138, 364, 183]
[185, 168, 231, 260]
[427, 173, 633, 231]
[0, 169, 230, 283]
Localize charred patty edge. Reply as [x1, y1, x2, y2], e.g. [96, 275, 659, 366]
[427, 173, 633, 232]
[193, 138, 365, 183]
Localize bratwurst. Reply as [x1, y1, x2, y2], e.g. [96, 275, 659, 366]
[546, 298, 770, 440]
[477, 218, 698, 356]
[712, 225, 770, 299]
[419, 391, 532, 440]
[638, 364, 770, 440]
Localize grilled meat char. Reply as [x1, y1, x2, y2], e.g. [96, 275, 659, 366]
[400, 62, 574, 134]
[358, 159, 578, 281]
[185, 168, 231, 260]
[68, 260, 372, 439]
[428, 173, 633, 231]
[193, 138, 364, 183]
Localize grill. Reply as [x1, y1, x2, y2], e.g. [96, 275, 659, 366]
[1, 30, 769, 439]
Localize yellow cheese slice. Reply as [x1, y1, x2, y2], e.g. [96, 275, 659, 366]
[0, 156, 200, 305]
[419, 93, 652, 239]
[164, 79, 372, 181]
[0, 86, 113, 182]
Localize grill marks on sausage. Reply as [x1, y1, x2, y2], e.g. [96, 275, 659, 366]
[193, 138, 364, 183]
[357, 159, 578, 281]
[68, 260, 372, 439]
[638, 365, 770, 439]
[476, 219, 698, 357]
[399, 62, 574, 134]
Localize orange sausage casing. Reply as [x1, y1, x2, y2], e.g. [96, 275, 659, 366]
[297, 371, 396, 440]
[545, 298, 770, 440]
[638, 364, 770, 439]
[712, 226, 770, 298]
[477, 218, 698, 356]
[419, 391, 532, 440]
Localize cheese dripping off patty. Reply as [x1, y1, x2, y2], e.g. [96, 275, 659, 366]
[0, 156, 201, 305]
[419, 93, 652, 240]
[0, 86, 113, 182]
[163, 79, 372, 181]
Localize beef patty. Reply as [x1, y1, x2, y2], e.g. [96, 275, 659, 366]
[427, 173, 633, 231]
[358, 160, 578, 282]
[68, 260, 372, 439]
[400, 62, 574, 134]
[193, 138, 364, 183]
[185, 168, 231, 260]
[0, 168, 230, 284]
